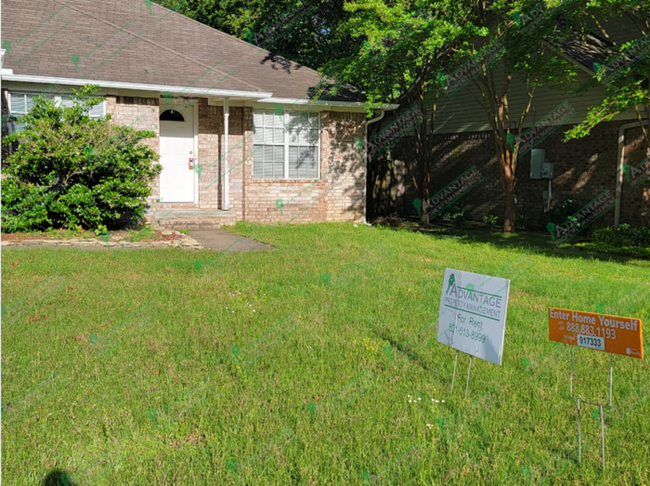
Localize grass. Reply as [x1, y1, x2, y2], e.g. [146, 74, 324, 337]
[2, 222, 649, 485]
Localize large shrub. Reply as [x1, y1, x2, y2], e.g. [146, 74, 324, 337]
[1, 85, 161, 232]
[590, 224, 650, 247]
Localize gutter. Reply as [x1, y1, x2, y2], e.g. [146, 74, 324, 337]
[364, 111, 388, 225]
[615, 119, 649, 228]
[259, 97, 399, 110]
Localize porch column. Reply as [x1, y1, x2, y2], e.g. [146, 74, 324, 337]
[224, 97, 230, 210]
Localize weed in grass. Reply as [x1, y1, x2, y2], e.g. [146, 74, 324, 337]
[127, 225, 156, 242]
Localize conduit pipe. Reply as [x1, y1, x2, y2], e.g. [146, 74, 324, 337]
[364, 110, 386, 225]
[615, 120, 648, 228]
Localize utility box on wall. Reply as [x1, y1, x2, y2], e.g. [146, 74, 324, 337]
[541, 162, 554, 179]
[530, 149, 545, 179]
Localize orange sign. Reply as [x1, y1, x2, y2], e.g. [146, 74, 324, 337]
[549, 307, 643, 359]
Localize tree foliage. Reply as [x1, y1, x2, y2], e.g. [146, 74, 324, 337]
[563, 2, 650, 151]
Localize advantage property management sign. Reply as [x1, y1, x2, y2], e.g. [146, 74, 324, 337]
[437, 268, 511, 365]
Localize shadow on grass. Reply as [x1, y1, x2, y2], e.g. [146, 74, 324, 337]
[377, 219, 649, 265]
[41, 469, 72, 486]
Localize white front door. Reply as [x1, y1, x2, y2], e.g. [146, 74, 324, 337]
[160, 106, 195, 202]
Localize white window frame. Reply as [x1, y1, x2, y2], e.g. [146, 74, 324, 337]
[7, 91, 106, 133]
[253, 109, 320, 180]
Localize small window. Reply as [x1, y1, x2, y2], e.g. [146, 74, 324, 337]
[8, 92, 105, 134]
[160, 109, 185, 121]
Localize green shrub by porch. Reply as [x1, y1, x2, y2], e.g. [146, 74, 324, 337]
[1, 85, 161, 233]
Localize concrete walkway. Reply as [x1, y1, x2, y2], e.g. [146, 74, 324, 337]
[189, 229, 274, 252]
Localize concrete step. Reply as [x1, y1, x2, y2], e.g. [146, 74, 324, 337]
[147, 209, 237, 230]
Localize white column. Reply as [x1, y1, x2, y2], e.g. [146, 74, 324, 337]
[224, 97, 230, 210]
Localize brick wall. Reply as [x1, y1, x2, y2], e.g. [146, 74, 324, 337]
[197, 100, 224, 210]
[106, 95, 161, 203]
[6, 91, 368, 223]
[241, 110, 366, 224]
[389, 120, 649, 227]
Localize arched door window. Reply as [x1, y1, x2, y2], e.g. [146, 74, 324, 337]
[160, 109, 185, 121]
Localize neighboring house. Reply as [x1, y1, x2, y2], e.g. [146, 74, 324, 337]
[381, 14, 649, 227]
[1, 0, 397, 228]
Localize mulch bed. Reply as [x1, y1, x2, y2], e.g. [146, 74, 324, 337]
[2, 230, 180, 243]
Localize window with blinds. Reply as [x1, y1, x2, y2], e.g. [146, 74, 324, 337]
[8, 92, 106, 133]
[253, 109, 320, 180]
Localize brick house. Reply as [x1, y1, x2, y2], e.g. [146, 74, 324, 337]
[376, 15, 649, 228]
[1, 0, 397, 228]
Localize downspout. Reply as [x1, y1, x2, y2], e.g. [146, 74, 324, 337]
[224, 97, 230, 210]
[615, 120, 648, 228]
[364, 111, 386, 225]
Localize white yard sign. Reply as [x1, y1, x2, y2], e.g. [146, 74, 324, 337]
[437, 268, 511, 365]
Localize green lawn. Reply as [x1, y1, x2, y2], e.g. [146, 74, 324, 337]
[2, 223, 649, 485]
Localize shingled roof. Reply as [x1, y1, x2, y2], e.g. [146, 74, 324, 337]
[1, 0, 365, 102]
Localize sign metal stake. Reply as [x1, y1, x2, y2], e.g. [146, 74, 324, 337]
[577, 398, 581, 463]
[600, 404, 606, 473]
[465, 355, 472, 399]
[549, 307, 643, 476]
[569, 350, 615, 473]
[451, 350, 459, 392]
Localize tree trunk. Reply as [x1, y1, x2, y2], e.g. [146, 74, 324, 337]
[496, 137, 517, 232]
[503, 169, 516, 233]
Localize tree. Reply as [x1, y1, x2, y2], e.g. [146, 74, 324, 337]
[1, 85, 161, 232]
[327, 0, 580, 232]
[441, 0, 579, 232]
[322, 0, 470, 218]
[153, 0, 359, 71]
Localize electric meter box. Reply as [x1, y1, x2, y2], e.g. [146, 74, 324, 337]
[530, 149, 545, 179]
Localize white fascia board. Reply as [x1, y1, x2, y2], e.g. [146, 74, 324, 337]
[258, 97, 399, 110]
[0, 74, 274, 99]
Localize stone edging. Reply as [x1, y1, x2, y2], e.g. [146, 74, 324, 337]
[1, 229, 204, 250]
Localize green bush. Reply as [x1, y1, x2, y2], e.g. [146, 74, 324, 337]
[590, 224, 650, 247]
[1, 85, 161, 232]
[538, 198, 579, 230]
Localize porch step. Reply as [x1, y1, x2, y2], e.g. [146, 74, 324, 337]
[148, 209, 237, 230]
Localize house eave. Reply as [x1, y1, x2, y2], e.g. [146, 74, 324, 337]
[0, 74, 274, 100]
[258, 97, 400, 110]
